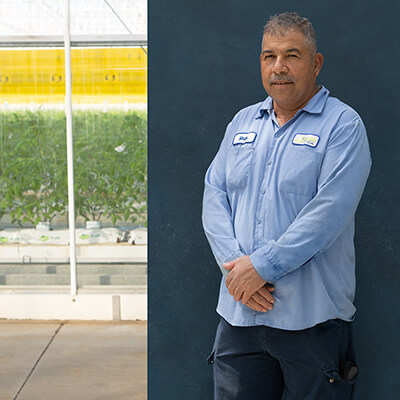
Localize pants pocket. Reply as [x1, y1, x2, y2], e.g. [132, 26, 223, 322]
[323, 360, 359, 384]
[207, 349, 215, 365]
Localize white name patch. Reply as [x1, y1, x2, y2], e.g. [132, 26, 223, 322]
[233, 131, 257, 145]
[292, 133, 320, 148]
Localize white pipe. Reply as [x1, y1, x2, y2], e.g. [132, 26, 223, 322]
[64, 0, 77, 296]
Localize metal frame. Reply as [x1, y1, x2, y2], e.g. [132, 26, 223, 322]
[64, 1, 77, 296]
[0, 6, 147, 296]
[0, 34, 147, 48]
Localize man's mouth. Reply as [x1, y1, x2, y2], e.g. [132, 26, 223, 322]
[271, 81, 294, 85]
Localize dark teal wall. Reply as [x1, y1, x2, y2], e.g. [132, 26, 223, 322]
[148, 1, 400, 398]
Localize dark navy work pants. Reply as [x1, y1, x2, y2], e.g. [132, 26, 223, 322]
[208, 318, 357, 400]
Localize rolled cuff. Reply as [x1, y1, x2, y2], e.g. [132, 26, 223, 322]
[249, 245, 281, 284]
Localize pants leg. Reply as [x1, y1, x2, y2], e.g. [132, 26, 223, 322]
[209, 318, 357, 400]
[268, 319, 357, 400]
[210, 318, 284, 400]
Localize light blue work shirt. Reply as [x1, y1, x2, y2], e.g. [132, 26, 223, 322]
[202, 87, 371, 330]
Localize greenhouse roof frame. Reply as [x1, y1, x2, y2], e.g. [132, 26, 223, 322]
[0, 34, 147, 48]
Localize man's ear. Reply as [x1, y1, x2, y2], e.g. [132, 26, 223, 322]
[314, 53, 324, 77]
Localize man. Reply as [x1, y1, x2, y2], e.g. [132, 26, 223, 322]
[202, 12, 371, 400]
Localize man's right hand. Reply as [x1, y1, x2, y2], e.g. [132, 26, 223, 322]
[244, 284, 275, 313]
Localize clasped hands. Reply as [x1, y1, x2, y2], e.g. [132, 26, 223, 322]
[223, 255, 275, 313]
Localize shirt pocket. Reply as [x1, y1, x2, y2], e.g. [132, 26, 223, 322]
[226, 144, 255, 190]
[277, 145, 321, 196]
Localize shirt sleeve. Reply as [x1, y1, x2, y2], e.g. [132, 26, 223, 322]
[202, 123, 244, 277]
[250, 112, 372, 283]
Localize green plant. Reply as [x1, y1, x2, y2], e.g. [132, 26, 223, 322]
[0, 110, 67, 225]
[0, 109, 147, 227]
[73, 110, 147, 225]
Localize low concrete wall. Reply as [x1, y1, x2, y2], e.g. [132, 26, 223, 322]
[0, 292, 147, 321]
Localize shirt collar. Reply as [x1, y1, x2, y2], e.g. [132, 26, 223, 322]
[255, 85, 330, 119]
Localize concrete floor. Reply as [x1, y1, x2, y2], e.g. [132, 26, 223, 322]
[0, 321, 147, 400]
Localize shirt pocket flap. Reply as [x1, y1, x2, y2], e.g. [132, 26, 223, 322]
[226, 145, 255, 190]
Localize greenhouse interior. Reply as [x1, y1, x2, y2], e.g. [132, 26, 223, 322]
[0, 0, 147, 320]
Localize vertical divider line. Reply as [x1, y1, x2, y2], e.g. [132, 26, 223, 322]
[64, 0, 77, 296]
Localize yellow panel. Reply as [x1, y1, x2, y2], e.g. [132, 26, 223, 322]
[0, 47, 147, 104]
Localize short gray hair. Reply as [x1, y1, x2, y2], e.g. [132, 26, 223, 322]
[263, 12, 317, 55]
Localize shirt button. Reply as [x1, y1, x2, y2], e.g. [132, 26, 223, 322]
[256, 219, 262, 224]
[261, 189, 266, 194]
[267, 160, 272, 165]
[329, 378, 335, 384]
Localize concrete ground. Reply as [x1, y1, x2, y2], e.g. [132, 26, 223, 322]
[0, 320, 147, 400]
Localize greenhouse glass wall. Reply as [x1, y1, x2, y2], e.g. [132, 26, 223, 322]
[0, 0, 147, 293]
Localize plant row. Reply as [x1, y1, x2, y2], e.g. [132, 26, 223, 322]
[0, 110, 147, 226]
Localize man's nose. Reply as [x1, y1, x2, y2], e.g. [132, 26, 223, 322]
[272, 57, 289, 74]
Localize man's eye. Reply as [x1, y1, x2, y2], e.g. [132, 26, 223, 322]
[288, 54, 298, 58]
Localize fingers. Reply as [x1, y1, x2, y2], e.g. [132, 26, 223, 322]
[226, 280, 244, 302]
[233, 286, 244, 302]
[257, 285, 275, 304]
[241, 288, 256, 305]
[245, 297, 269, 313]
[223, 261, 235, 271]
[224, 257, 272, 306]
[240, 276, 267, 304]
[243, 285, 276, 313]
[224, 261, 235, 288]
[249, 291, 274, 311]
[227, 280, 270, 304]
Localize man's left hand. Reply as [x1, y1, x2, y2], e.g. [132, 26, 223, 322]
[224, 255, 266, 304]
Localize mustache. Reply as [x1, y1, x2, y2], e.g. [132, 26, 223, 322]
[269, 75, 295, 84]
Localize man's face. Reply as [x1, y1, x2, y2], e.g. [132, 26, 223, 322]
[260, 30, 323, 112]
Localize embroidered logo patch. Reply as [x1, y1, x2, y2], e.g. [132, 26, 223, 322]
[292, 133, 320, 148]
[233, 131, 257, 145]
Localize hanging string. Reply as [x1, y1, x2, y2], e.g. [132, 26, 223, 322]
[102, 0, 147, 55]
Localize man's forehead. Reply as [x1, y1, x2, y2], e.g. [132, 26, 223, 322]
[262, 29, 308, 49]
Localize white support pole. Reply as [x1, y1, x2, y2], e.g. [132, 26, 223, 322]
[64, 0, 77, 296]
